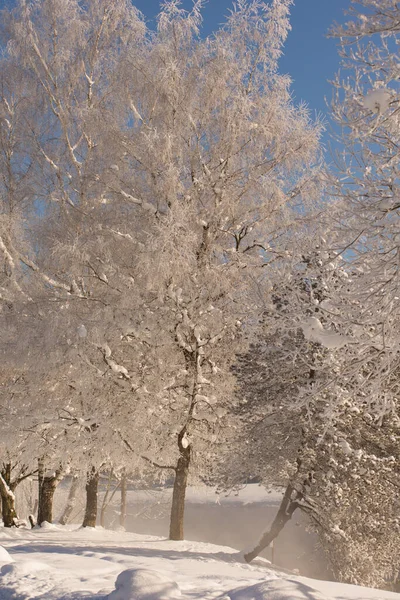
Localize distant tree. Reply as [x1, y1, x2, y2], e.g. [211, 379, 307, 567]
[0, 369, 40, 527]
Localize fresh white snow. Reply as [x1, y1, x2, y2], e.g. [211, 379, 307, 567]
[0, 484, 400, 600]
[0, 545, 13, 565]
[0, 488, 399, 600]
[108, 569, 182, 599]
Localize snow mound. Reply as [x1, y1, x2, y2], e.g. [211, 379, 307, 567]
[222, 578, 332, 600]
[0, 560, 56, 598]
[107, 568, 181, 600]
[1, 560, 50, 576]
[0, 546, 13, 564]
[39, 520, 59, 530]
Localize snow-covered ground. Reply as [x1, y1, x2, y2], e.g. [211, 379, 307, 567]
[0, 525, 399, 600]
[2, 483, 398, 600]
[101, 485, 331, 579]
[17, 482, 323, 577]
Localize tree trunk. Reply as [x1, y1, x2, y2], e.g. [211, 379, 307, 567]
[100, 469, 113, 528]
[244, 483, 300, 563]
[59, 474, 80, 525]
[37, 460, 64, 526]
[169, 440, 191, 541]
[38, 478, 57, 525]
[0, 465, 18, 527]
[0, 490, 18, 527]
[119, 469, 127, 530]
[82, 468, 99, 528]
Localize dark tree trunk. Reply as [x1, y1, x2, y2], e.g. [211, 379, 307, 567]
[119, 469, 127, 530]
[82, 468, 99, 528]
[59, 474, 80, 525]
[38, 478, 57, 524]
[0, 464, 18, 527]
[0, 491, 18, 527]
[37, 461, 64, 526]
[244, 483, 300, 563]
[169, 436, 191, 541]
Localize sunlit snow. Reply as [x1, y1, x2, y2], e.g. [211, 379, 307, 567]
[0, 486, 399, 600]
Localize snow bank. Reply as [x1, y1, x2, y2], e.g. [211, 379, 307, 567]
[1, 560, 49, 576]
[39, 520, 60, 530]
[222, 578, 331, 600]
[0, 545, 13, 564]
[0, 528, 398, 600]
[107, 568, 181, 600]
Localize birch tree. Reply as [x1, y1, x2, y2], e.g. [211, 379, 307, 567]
[109, 0, 323, 540]
[230, 251, 400, 587]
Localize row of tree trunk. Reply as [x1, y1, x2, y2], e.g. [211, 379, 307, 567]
[0, 453, 189, 539]
[0, 465, 116, 529]
[1, 457, 294, 564]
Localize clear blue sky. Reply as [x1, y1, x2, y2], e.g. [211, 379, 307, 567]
[131, 0, 351, 121]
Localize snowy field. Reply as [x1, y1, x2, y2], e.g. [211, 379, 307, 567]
[1, 484, 399, 600]
[0, 526, 399, 600]
[101, 485, 331, 579]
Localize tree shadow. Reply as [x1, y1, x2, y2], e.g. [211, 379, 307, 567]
[7, 541, 242, 565]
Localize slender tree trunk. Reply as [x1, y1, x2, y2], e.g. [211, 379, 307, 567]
[119, 469, 127, 530]
[244, 483, 300, 563]
[0, 464, 18, 527]
[37, 460, 64, 526]
[169, 441, 191, 541]
[82, 468, 99, 528]
[59, 474, 80, 525]
[99, 470, 121, 528]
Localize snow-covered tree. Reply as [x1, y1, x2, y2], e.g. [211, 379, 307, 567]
[235, 2, 400, 584]
[0, 0, 323, 536]
[324, 0, 400, 414]
[228, 248, 400, 587]
[109, 0, 323, 540]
